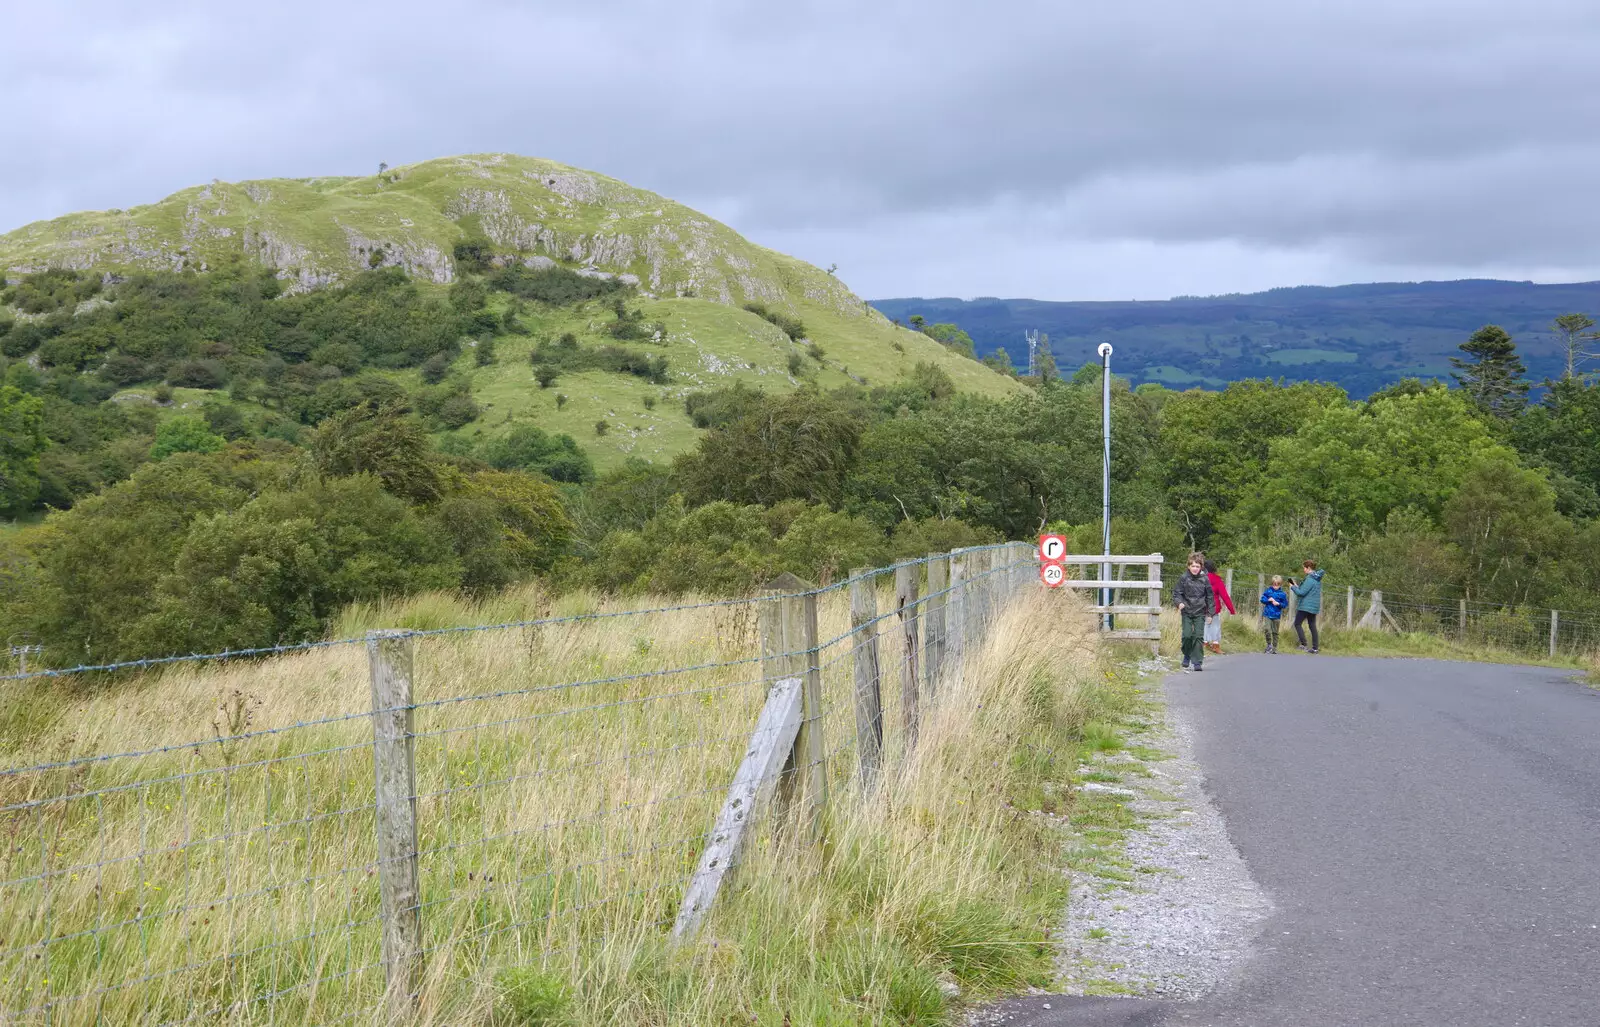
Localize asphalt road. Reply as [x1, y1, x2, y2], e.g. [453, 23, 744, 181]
[989, 655, 1600, 1027]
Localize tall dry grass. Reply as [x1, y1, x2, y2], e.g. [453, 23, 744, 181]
[0, 571, 1105, 1026]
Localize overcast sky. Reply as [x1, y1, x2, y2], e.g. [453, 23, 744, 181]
[7, 0, 1600, 300]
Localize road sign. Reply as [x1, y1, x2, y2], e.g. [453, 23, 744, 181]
[1040, 563, 1065, 588]
[1038, 533, 1067, 564]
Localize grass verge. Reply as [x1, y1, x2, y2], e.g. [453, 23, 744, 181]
[0, 583, 1115, 1025]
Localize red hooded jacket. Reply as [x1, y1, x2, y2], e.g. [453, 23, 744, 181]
[1206, 572, 1236, 615]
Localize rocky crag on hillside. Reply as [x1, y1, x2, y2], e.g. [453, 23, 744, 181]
[1, 153, 867, 322]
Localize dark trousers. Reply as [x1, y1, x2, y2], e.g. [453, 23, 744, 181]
[1294, 610, 1319, 649]
[1264, 618, 1280, 649]
[1181, 613, 1207, 666]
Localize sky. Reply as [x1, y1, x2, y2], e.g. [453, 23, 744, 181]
[6, 0, 1600, 301]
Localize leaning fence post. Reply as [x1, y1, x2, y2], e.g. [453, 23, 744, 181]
[1550, 609, 1559, 659]
[761, 574, 826, 844]
[894, 565, 921, 753]
[924, 552, 949, 701]
[367, 630, 421, 1016]
[849, 569, 884, 788]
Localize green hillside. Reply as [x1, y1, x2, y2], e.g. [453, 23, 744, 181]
[1, 154, 1017, 468]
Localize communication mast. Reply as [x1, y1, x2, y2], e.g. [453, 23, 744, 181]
[1025, 330, 1040, 376]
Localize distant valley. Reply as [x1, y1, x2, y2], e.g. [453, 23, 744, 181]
[873, 280, 1600, 396]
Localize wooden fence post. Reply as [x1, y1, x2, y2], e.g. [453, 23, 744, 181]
[1459, 599, 1467, 642]
[1147, 556, 1163, 656]
[924, 553, 948, 701]
[760, 573, 826, 844]
[849, 570, 884, 788]
[367, 630, 421, 1017]
[1257, 573, 1265, 611]
[971, 548, 992, 638]
[947, 550, 967, 680]
[1346, 585, 1354, 631]
[1550, 609, 1559, 659]
[894, 565, 920, 754]
[1224, 567, 1234, 601]
[673, 677, 803, 942]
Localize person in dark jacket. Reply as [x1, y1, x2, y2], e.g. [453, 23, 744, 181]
[1202, 559, 1235, 655]
[1173, 552, 1215, 672]
[1260, 575, 1288, 653]
[1288, 560, 1326, 652]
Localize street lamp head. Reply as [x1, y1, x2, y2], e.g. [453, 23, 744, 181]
[1097, 343, 1114, 359]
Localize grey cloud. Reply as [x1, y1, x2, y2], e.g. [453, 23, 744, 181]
[5, 0, 1600, 298]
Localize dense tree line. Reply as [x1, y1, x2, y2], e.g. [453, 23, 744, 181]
[4, 253, 1599, 667]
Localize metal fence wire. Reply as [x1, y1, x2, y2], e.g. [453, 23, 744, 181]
[0, 543, 1041, 1025]
[1229, 568, 1600, 661]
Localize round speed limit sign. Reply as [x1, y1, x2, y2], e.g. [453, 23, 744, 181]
[1040, 563, 1066, 588]
[1038, 533, 1067, 564]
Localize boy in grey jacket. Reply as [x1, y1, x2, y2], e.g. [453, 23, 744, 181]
[1173, 553, 1215, 672]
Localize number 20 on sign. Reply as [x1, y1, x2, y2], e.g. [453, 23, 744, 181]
[1040, 563, 1066, 588]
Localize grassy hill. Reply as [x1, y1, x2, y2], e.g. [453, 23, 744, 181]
[875, 280, 1600, 398]
[1, 154, 1019, 469]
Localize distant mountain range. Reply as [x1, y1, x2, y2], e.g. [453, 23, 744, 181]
[873, 280, 1600, 397]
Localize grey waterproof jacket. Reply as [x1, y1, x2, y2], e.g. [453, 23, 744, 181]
[1173, 571, 1215, 617]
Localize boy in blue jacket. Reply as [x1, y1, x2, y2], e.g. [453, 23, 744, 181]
[1259, 575, 1288, 653]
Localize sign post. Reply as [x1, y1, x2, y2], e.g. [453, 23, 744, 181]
[1098, 342, 1113, 631]
[1038, 534, 1066, 589]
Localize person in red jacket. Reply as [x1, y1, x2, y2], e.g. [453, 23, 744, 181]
[1202, 558, 1235, 654]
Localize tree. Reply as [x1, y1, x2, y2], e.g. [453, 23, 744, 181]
[0, 385, 45, 514]
[1034, 334, 1058, 382]
[675, 390, 866, 508]
[1551, 313, 1598, 380]
[1450, 324, 1528, 418]
[150, 416, 226, 461]
[1442, 454, 1568, 605]
[478, 425, 595, 483]
[309, 403, 441, 503]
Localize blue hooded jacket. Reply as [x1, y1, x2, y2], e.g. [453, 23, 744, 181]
[1260, 586, 1288, 620]
[1291, 568, 1325, 614]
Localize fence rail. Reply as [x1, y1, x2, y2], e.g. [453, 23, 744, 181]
[0, 542, 1058, 1025]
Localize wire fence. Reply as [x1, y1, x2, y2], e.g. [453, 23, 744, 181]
[0, 542, 1043, 1025]
[1223, 567, 1600, 661]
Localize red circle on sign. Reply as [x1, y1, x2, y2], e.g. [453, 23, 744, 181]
[1038, 534, 1067, 564]
[1040, 563, 1065, 587]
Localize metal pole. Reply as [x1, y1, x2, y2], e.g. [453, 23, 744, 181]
[1099, 342, 1113, 632]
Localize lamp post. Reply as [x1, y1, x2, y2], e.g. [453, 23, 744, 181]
[1098, 343, 1113, 631]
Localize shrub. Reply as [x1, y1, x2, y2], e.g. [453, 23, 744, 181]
[150, 417, 226, 461]
[475, 336, 497, 366]
[787, 352, 805, 376]
[534, 366, 559, 388]
[489, 264, 627, 305]
[477, 425, 595, 483]
[555, 393, 568, 410]
[449, 279, 487, 312]
[453, 238, 495, 274]
[153, 384, 174, 404]
[420, 351, 454, 384]
[743, 302, 807, 341]
[594, 419, 609, 436]
[168, 359, 227, 390]
[642, 394, 656, 410]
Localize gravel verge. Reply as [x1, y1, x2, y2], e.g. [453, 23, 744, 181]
[1053, 664, 1273, 999]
